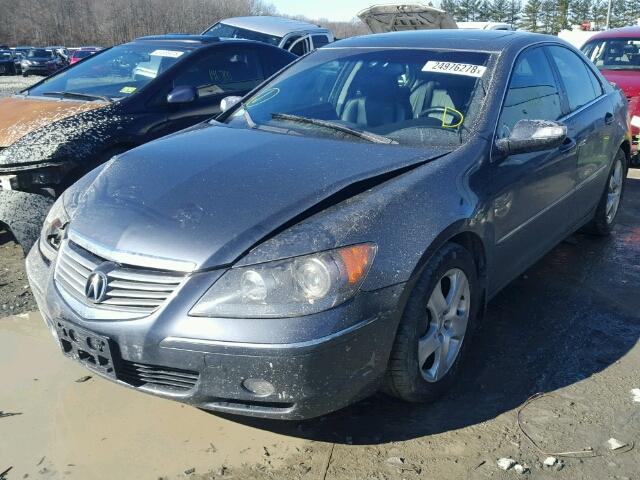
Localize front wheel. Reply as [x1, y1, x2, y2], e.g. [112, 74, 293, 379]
[385, 243, 480, 403]
[584, 149, 626, 235]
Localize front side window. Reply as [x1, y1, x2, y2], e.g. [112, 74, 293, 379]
[227, 48, 492, 147]
[203, 22, 282, 47]
[583, 38, 640, 71]
[173, 48, 264, 98]
[28, 44, 190, 100]
[312, 35, 330, 49]
[548, 46, 601, 111]
[498, 47, 562, 138]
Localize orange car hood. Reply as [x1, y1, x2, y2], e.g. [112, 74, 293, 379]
[0, 96, 107, 148]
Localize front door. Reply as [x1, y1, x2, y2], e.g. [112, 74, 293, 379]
[490, 46, 577, 292]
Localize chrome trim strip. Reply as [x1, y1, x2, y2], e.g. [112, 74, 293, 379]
[68, 229, 196, 273]
[161, 316, 379, 351]
[496, 163, 608, 245]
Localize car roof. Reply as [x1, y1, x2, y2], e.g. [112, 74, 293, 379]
[131, 34, 266, 51]
[219, 16, 329, 37]
[588, 26, 640, 40]
[327, 29, 557, 52]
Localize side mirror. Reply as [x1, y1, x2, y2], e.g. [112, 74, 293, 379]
[167, 85, 197, 104]
[495, 119, 567, 156]
[220, 95, 242, 112]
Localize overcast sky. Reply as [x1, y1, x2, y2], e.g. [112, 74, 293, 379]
[270, 0, 441, 22]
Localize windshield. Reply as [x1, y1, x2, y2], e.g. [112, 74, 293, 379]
[582, 38, 640, 70]
[226, 48, 491, 147]
[203, 22, 281, 46]
[28, 49, 53, 58]
[0, 51, 12, 59]
[28, 43, 190, 100]
[73, 50, 92, 59]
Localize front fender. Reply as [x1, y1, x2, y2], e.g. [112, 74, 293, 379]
[0, 190, 53, 252]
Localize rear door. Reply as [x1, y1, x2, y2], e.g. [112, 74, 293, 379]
[546, 45, 615, 225]
[490, 46, 576, 290]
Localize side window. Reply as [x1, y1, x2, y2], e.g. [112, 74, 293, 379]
[498, 47, 563, 138]
[261, 49, 294, 77]
[312, 35, 330, 49]
[289, 37, 309, 56]
[548, 46, 601, 111]
[173, 48, 264, 98]
[282, 36, 301, 50]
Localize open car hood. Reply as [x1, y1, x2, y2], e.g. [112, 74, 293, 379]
[69, 123, 450, 271]
[357, 3, 457, 33]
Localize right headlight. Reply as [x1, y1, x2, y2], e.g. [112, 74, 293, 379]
[38, 197, 69, 261]
[189, 243, 376, 318]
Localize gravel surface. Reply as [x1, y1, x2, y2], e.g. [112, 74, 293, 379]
[0, 75, 39, 97]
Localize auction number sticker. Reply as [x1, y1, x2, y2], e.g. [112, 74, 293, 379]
[151, 49, 185, 58]
[422, 61, 486, 78]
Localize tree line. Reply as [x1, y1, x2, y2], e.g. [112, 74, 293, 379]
[0, 0, 367, 47]
[442, 0, 640, 33]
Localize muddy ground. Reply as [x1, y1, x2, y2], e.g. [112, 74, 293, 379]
[0, 76, 639, 480]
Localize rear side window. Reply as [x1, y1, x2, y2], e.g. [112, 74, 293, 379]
[312, 35, 330, 49]
[498, 47, 563, 138]
[174, 48, 264, 97]
[547, 46, 602, 111]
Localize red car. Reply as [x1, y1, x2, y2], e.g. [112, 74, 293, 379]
[583, 27, 640, 161]
[68, 48, 98, 65]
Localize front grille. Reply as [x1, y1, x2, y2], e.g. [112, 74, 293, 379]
[54, 240, 185, 315]
[118, 360, 199, 392]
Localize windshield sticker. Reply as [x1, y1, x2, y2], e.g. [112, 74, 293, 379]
[150, 49, 184, 58]
[119, 86, 137, 94]
[422, 61, 486, 78]
[246, 87, 280, 107]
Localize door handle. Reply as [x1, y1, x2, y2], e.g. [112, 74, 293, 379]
[559, 137, 577, 153]
[605, 112, 614, 125]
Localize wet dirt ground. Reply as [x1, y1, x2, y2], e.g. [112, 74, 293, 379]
[0, 75, 638, 478]
[1, 173, 639, 480]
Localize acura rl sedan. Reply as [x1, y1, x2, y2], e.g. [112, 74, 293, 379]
[27, 30, 629, 420]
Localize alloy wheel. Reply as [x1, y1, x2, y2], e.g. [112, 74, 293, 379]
[418, 268, 470, 383]
[606, 158, 623, 224]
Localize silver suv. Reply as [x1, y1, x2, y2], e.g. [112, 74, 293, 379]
[202, 16, 334, 56]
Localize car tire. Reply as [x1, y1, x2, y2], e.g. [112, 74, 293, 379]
[385, 243, 480, 403]
[584, 148, 627, 236]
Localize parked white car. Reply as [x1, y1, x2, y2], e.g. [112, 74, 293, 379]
[202, 16, 333, 56]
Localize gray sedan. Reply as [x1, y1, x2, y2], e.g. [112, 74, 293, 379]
[27, 30, 629, 419]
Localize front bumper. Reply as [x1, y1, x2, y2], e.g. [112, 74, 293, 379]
[23, 65, 58, 75]
[26, 244, 406, 420]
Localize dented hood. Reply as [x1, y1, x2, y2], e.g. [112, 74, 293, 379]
[0, 96, 107, 148]
[358, 4, 457, 33]
[69, 123, 449, 271]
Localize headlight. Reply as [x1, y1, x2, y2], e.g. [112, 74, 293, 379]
[21, 60, 31, 66]
[190, 243, 376, 318]
[39, 198, 69, 261]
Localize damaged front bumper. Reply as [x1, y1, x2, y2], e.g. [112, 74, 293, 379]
[26, 244, 405, 420]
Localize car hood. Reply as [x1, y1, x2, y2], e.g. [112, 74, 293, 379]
[69, 123, 450, 271]
[357, 4, 457, 33]
[600, 69, 640, 98]
[0, 96, 108, 148]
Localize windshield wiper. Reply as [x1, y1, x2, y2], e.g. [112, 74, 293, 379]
[41, 91, 113, 103]
[270, 113, 397, 144]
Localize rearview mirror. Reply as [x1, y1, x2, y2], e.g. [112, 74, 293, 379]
[495, 119, 567, 156]
[167, 85, 197, 104]
[220, 95, 242, 112]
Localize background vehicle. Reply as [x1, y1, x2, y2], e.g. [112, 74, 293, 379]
[0, 34, 295, 250]
[358, 4, 457, 32]
[69, 48, 98, 65]
[27, 30, 628, 420]
[582, 26, 640, 162]
[21, 48, 65, 76]
[0, 49, 16, 75]
[202, 16, 334, 56]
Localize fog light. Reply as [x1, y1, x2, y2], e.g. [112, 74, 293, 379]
[242, 378, 274, 397]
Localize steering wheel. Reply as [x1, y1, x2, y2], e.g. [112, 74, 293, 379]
[419, 106, 464, 128]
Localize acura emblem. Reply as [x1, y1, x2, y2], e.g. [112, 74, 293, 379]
[85, 263, 115, 303]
